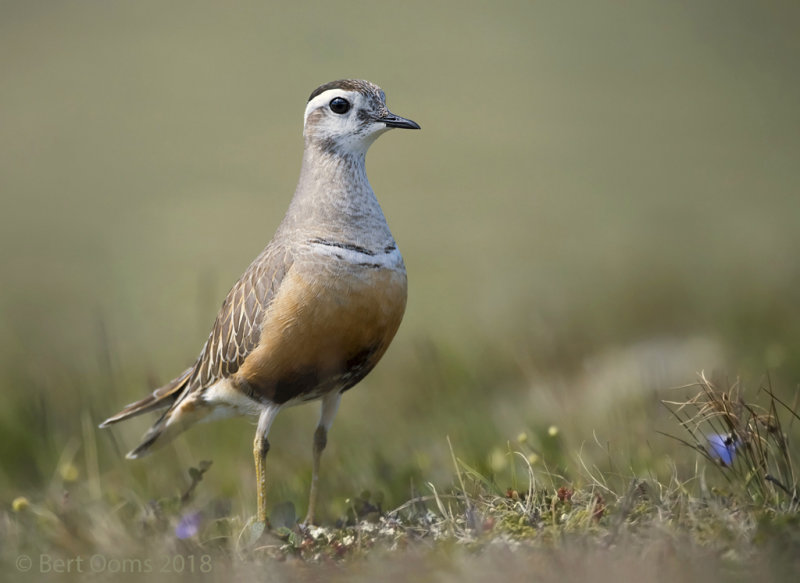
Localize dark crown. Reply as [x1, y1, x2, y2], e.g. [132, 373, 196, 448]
[308, 79, 383, 103]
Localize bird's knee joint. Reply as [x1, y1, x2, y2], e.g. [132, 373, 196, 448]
[255, 436, 271, 458]
[313, 426, 327, 452]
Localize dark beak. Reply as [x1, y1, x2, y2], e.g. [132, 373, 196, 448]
[378, 111, 421, 130]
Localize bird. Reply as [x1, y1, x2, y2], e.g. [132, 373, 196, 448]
[100, 79, 420, 525]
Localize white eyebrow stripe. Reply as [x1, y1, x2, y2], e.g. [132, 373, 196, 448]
[304, 89, 358, 124]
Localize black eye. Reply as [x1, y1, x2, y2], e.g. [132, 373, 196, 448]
[329, 97, 351, 114]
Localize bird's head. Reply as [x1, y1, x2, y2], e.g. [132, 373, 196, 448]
[303, 79, 420, 155]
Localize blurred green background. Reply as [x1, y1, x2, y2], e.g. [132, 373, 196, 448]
[1, 0, 799, 519]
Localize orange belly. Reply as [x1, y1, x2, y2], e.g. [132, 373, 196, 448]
[234, 261, 407, 404]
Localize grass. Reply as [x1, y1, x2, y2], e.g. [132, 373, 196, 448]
[2, 375, 798, 582]
[663, 373, 799, 507]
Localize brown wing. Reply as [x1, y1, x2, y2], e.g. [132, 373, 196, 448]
[188, 243, 294, 392]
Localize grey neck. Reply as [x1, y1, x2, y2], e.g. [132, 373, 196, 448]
[277, 143, 394, 249]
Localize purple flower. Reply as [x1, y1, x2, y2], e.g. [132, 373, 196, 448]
[175, 512, 203, 539]
[707, 434, 737, 466]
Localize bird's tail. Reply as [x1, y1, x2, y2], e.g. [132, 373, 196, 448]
[99, 366, 194, 427]
[123, 402, 201, 459]
[99, 366, 205, 458]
